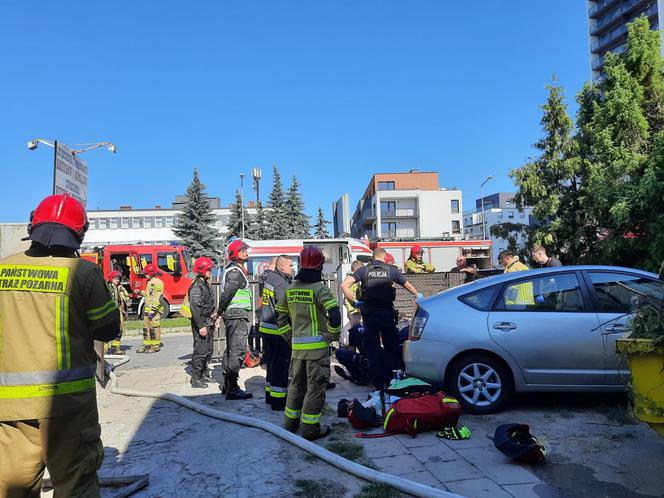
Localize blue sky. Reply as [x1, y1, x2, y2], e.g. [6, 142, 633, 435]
[0, 1, 590, 224]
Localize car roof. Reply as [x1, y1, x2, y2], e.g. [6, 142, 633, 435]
[428, 265, 660, 300]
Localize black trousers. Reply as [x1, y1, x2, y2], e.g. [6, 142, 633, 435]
[361, 307, 400, 390]
[191, 324, 214, 378]
[262, 334, 291, 410]
[222, 318, 249, 376]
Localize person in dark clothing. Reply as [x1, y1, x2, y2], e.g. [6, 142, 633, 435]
[188, 257, 217, 388]
[216, 239, 253, 400]
[531, 245, 563, 268]
[449, 255, 478, 283]
[259, 255, 294, 410]
[341, 247, 421, 390]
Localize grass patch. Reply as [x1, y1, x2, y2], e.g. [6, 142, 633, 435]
[354, 483, 402, 498]
[325, 441, 365, 461]
[602, 404, 638, 425]
[124, 317, 190, 330]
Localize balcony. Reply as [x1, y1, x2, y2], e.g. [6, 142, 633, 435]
[589, 0, 652, 36]
[380, 207, 418, 218]
[588, 0, 621, 19]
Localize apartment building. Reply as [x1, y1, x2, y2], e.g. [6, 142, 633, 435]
[348, 171, 463, 241]
[587, 0, 663, 80]
[83, 196, 258, 247]
[463, 193, 535, 263]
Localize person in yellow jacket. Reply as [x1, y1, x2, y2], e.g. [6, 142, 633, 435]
[343, 260, 364, 328]
[405, 245, 435, 274]
[138, 264, 165, 353]
[498, 249, 534, 307]
[106, 270, 130, 355]
[276, 246, 341, 441]
[0, 194, 121, 498]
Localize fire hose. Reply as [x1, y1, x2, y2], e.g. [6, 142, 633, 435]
[105, 357, 462, 498]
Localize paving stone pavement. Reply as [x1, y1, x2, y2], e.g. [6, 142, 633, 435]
[88, 336, 664, 498]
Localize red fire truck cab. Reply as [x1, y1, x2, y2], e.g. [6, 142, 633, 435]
[81, 244, 193, 316]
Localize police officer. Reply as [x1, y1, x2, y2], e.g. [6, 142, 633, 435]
[189, 257, 217, 388]
[106, 270, 130, 355]
[137, 264, 165, 353]
[0, 194, 121, 497]
[276, 246, 341, 440]
[341, 247, 421, 390]
[258, 254, 294, 410]
[217, 239, 253, 400]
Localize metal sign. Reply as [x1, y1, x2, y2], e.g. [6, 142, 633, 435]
[53, 141, 88, 206]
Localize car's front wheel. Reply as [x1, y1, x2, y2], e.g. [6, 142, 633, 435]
[446, 354, 513, 414]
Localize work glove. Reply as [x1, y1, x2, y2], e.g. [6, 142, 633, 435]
[535, 295, 546, 304]
[353, 300, 363, 309]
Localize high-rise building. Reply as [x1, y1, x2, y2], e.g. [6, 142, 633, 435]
[587, 0, 663, 81]
[348, 171, 463, 241]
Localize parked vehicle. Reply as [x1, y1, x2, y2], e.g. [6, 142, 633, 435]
[403, 266, 664, 413]
[81, 244, 193, 316]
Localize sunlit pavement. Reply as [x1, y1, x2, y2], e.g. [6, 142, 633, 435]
[90, 335, 664, 498]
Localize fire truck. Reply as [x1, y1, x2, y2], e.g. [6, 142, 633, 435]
[81, 244, 193, 316]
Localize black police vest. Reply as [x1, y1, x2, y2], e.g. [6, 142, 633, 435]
[360, 263, 396, 305]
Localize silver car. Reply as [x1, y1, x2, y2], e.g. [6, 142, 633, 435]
[403, 266, 664, 413]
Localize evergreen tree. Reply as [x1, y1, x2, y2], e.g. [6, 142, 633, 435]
[226, 190, 251, 241]
[172, 168, 222, 259]
[264, 165, 288, 239]
[312, 206, 331, 239]
[284, 175, 310, 238]
[246, 201, 267, 240]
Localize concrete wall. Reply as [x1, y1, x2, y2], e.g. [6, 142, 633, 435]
[0, 224, 30, 259]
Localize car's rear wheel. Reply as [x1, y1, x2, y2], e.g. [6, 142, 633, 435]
[447, 354, 513, 414]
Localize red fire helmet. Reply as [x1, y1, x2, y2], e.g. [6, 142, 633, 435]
[227, 240, 249, 261]
[30, 194, 88, 237]
[193, 256, 215, 275]
[143, 263, 161, 277]
[410, 245, 423, 258]
[108, 270, 122, 281]
[300, 246, 325, 270]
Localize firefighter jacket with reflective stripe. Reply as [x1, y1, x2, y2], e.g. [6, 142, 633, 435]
[405, 258, 435, 274]
[0, 252, 120, 421]
[218, 263, 252, 318]
[259, 269, 291, 336]
[188, 277, 216, 329]
[108, 282, 129, 312]
[275, 281, 341, 360]
[141, 277, 165, 316]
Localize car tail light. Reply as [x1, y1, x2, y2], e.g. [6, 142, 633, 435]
[409, 306, 429, 341]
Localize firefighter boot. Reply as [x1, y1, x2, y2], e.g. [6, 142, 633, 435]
[226, 373, 253, 400]
[191, 373, 208, 389]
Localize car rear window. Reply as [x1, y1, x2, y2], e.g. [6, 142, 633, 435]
[459, 285, 499, 311]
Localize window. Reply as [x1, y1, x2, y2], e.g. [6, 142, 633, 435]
[519, 210, 525, 219]
[165, 217, 174, 228]
[452, 220, 461, 234]
[381, 201, 396, 216]
[155, 217, 164, 228]
[157, 251, 181, 274]
[451, 199, 459, 214]
[109, 218, 119, 229]
[499, 273, 584, 312]
[139, 253, 153, 269]
[144, 217, 154, 229]
[91, 219, 99, 230]
[132, 217, 142, 229]
[98, 218, 108, 229]
[121, 218, 130, 229]
[377, 181, 395, 191]
[508, 211, 515, 219]
[381, 222, 397, 238]
[589, 272, 664, 313]
[460, 285, 500, 311]
[498, 212, 504, 219]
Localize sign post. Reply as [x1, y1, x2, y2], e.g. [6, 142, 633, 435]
[53, 141, 88, 207]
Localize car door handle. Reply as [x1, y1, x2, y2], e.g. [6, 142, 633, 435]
[493, 322, 517, 331]
[605, 324, 628, 333]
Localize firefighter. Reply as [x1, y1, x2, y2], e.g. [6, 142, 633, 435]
[341, 247, 421, 390]
[259, 254, 294, 410]
[277, 246, 341, 440]
[137, 264, 165, 353]
[405, 245, 435, 274]
[343, 260, 365, 329]
[106, 270, 130, 355]
[189, 257, 217, 388]
[217, 239, 253, 400]
[0, 194, 121, 497]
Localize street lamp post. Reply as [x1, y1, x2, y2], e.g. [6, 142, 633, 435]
[240, 173, 246, 239]
[251, 167, 262, 205]
[480, 175, 493, 240]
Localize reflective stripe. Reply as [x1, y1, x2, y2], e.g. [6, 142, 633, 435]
[87, 299, 118, 321]
[0, 378, 95, 399]
[383, 408, 395, 430]
[0, 366, 95, 386]
[259, 323, 292, 336]
[228, 288, 252, 310]
[55, 295, 70, 370]
[323, 299, 338, 311]
[265, 385, 271, 393]
[310, 302, 318, 337]
[275, 303, 288, 313]
[180, 303, 191, 318]
[270, 386, 287, 398]
[301, 412, 321, 425]
[328, 324, 341, 333]
[293, 336, 326, 344]
[292, 340, 328, 351]
[285, 407, 301, 420]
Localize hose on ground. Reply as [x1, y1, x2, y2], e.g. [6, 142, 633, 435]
[104, 358, 462, 498]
